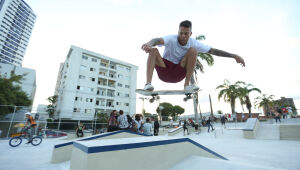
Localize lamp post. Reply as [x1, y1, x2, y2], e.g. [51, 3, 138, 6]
[139, 97, 149, 116]
[159, 106, 164, 125]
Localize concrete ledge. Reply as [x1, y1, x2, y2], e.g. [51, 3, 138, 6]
[51, 130, 150, 163]
[280, 124, 300, 141]
[70, 137, 227, 170]
[243, 118, 260, 139]
[168, 126, 183, 136]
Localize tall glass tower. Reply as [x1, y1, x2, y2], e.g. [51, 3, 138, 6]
[0, 0, 36, 66]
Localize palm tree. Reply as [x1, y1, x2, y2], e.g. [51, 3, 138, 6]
[236, 81, 261, 117]
[193, 35, 214, 121]
[216, 79, 240, 119]
[254, 94, 275, 116]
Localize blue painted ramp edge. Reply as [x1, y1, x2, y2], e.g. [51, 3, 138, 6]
[73, 138, 228, 160]
[54, 130, 150, 148]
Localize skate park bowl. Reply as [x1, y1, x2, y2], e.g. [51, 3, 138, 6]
[51, 130, 150, 163]
[243, 118, 260, 139]
[70, 137, 227, 170]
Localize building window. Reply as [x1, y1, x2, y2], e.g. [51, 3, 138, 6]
[90, 88, 94, 92]
[125, 103, 129, 106]
[117, 92, 120, 96]
[116, 102, 121, 106]
[92, 58, 97, 62]
[80, 65, 87, 70]
[118, 74, 123, 78]
[125, 94, 129, 97]
[85, 109, 91, 114]
[77, 85, 80, 90]
[125, 85, 130, 88]
[75, 97, 82, 101]
[90, 77, 95, 82]
[73, 108, 80, 112]
[117, 83, 122, 87]
[79, 75, 85, 79]
[90, 67, 95, 71]
[82, 55, 88, 60]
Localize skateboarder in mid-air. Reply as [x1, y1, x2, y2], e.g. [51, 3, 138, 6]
[141, 20, 245, 91]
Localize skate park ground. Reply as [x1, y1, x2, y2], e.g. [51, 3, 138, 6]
[1, 119, 300, 170]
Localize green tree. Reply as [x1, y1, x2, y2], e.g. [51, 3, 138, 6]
[217, 110, 223, 114]
[254, 94, 275, 115]
[156, 102, 173, 121]
[0, 74, 31, 117]
[216, 79, 240, 118]
[172, 105, 185, 120]
[46, 95, 58, 119]
[236, 81, 261, 117]
[97, 113, 109, 123]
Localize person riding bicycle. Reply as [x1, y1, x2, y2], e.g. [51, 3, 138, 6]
[24, 112, 37, 144]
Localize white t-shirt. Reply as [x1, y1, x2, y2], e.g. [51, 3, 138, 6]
[161, 35, 211, 64]
[143, 122, 152, 135]
[117, 114, 129, 129]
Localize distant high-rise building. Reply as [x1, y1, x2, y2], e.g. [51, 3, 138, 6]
[54, 46, 138, 120]
[0, 0, 36, 66]
[0, 62, 36, 101]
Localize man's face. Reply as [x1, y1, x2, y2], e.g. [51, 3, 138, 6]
[178, 26, 192, 45]
[26, 114, 29, 118]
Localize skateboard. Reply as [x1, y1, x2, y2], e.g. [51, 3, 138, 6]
[136, 89, 201, 103]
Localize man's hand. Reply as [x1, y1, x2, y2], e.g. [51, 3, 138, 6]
[232, 54, 245, 67]
[141, 38, 164, 53]
[141, 43, 152, 53]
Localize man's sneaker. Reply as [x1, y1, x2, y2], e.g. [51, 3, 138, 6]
[144, 83, 154, 91]
[184, 84, 199, 91]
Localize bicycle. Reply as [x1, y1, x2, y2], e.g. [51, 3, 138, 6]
[9, 127, 43, 147]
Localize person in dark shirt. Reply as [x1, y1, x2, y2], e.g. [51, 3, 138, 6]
[206, 117, 214, 133]
[154, 119, 159, 136]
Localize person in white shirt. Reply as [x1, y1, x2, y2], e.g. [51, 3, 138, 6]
[143, 118, 153, 136]
[141, 20, 245, 91]
[117, 110, 129, 130]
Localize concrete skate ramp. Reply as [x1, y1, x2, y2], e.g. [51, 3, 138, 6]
[70, 137, 227, 170]
[256, 124, 280, 140]
[168, 126, 183, 136]
[51, 130, 150, 163]
[170, 155, 284, 170]
[243, 118, 260, 139]
[280, 124, 300, 141]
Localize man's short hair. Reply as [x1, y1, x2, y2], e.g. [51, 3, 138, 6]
[179, 20, 192, 30]
[119, 110, 124, 115]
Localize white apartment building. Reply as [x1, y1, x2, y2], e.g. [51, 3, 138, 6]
[0, 0, 36, 66]
[54, 45, 138, 120]
[0, 62, 36, 101]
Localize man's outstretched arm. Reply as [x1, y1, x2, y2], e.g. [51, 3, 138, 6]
[208, 48, 245, 67]
[141, 38, 164, 53]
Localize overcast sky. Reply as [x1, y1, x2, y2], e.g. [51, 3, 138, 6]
[23, 0, 300, 115]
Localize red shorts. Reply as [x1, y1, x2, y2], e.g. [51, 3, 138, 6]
[155, 58, 186, 83]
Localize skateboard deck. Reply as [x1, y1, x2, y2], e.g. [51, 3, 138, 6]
[136, 89, 201, 96]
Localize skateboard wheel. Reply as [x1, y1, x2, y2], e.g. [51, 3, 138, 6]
[183, 98, 188, 102]
[156, 96, 160, 100]
[149, 99, 154, 103]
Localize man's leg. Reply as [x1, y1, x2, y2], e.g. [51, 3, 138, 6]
[180, 48, 197, 87]
[146, 48, 166, 84]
